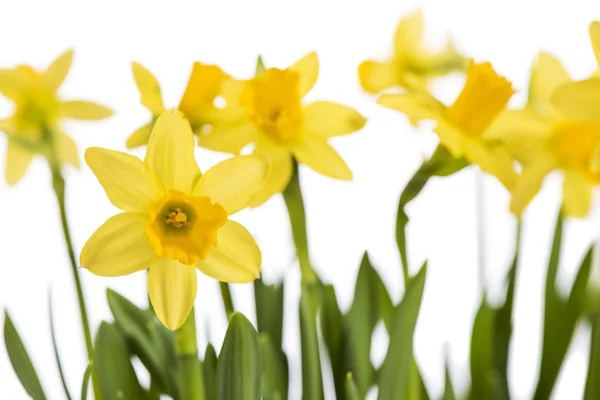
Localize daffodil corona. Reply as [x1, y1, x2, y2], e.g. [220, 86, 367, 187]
[199, 52, 367, 206]
[379, 61, 517, 189]
[0, 50, 113, 185]
[128, 62, 229, 148]
[81, 110, 269, 330]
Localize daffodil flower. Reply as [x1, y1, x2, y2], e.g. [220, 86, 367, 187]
[0, 49, 113, 185]
[81, 110, 269, 330]
[486, 52, 600, 217]
[198, 52, 367, 206]
[127, 62, 229, 148]
[358, 10, 467, 95]
[378, 61, 517, 190]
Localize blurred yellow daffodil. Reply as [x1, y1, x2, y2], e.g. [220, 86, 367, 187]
[487, 52, 600, 217]
[81, 110, 269, 330]
[128, 62, 229, 148]
[198, 52, 367, 206]
[0, 49, 113, 185]
[358, 10, 467, 95]
[378, 61, 517, 189]
[550, 21, 600, 122]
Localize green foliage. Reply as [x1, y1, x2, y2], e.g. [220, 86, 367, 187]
[259, 333, 289, 400]
[299, 281, 325, 400]
[585, 301, 600, 400]
[345, 373, 361, 400]
[254, 278, 285, 350]
[203, 344, 218, 400]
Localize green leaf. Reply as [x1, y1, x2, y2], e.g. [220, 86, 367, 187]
[534, 214, 593, 400]
[94, 321, 145, 400]
[256, 56, 266, 77]
[49, 290, 73, 400]
[300, 281, 324, 400]
[203, 344, 218, 400]
[3, 311, 46, 400]
[585, 303, 600, 400]
[254, 278, 285, 349]
[470, 298, 496, 399]
[442, 356, 456, 400]
[345, 373, 361, 400]
[80, 364, 92, 400]
[216, 312, 261, 400]
[259, 333, 289, 400]
[378, 263, 427, 400]
[107, 289, 181, 398]
[396, 145, 468, 277]
[320, 284, 347, 400]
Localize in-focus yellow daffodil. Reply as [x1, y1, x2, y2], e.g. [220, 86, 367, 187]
[0, 49, 113, 185]
[197, 52, 367, 206]
[550, 21, 600, 122]
[128, 62, 229, 148]
[378, 61, 517, 189]
[81, 110, 269, 330]
[486, 52, 600, 217]
[358, 10, 467, 95]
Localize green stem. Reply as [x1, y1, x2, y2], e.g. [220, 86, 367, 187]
[175, 308, 205, 400]
[282, 160, 317, 282]
[219, 282, 235, 319]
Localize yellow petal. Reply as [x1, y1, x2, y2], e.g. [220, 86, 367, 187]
[394, 10, 424, 56]
[528, 52, 570, 117]
[126, 122, 153, 149]
[178, 62, 228, 120]
[434, 120, 466, 156]
[196, 220, 261, 283]
[86, 147, 163, 212]
[148, 258, 197, 330]
[58, 100, 113, 120]
[132, 62, 165, 115]
[563, 170, 593, 218]
[292, 134, 352, 180]
[198, 119, 257, 154]
[145, 110, 200, 193]
[289, 51, 319, 98]
[0, 69, 26, 101]
[463, 139, 517, 190]
[250, 140, 292, 207]
[5, 141, 33, 186]
[43, 49, 73, 91]
[80, 213, 155, 277]
[56, 131, 80, 168]
[509, 157, 555, 215]
[551, 78, 600, 123]
[302, 101, 366, 137]
[358, 60, 398, 94]
[193, 155, 269, 215]
[590, 21, 600, 66]
[377, 92, 442, 122]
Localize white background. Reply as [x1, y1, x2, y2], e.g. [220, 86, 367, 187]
[1, 0, 600, 399]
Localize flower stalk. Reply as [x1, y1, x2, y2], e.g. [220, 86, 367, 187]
[174, 308, 205, 400]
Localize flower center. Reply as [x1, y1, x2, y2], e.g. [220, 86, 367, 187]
[555, 122, 600, 173]
[446, 62, 514, 137]
[146, 190, 227, 265]
[240, 68, 302, 144]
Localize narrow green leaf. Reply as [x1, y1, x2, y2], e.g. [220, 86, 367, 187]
[254, 278, 285, 349]
[345, 373, 361, 400]
[442, 357, 456, 400]
[320, 284, 346, 400]
[48, 290, 73, 400]
[396, 145, 468, 276]
[80, 364, 92, 400]
[535, 213, 593, 400]
[216, 312, 261, 400]
[256, 56, 266, 77]
[94, 321, 145, 400]
[3, 311, 46, 400]
[203, 344, 218, 400]
[585, 304, 600, 400]
[259, 333, 289, 400]
[300, 281, 324, 400]
[107, 289, 181, 398]
[470, 298, 496, 399]
[378, 263, 428, 400]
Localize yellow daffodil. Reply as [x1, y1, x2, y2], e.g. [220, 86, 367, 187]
[128, 61, 229, 148]
[486, 52, 600, 217]
[197, 52, 366, 206]
[0, 49, 113, 185]
[550, 21, 600, 122]
[378, 61, 517, 190]
[81, 110, 269, 330]
[358, 10, 467, 95]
